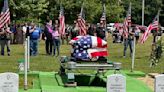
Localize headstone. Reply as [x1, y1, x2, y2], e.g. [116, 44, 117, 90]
[0, 73, 19, 92]
[155, 74, 164, 92]
[107, 74, 126, 92]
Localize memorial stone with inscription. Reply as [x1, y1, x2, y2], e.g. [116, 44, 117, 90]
[155, 74, 164, 92]
[0, 73, 19, 92]
[107, 74, 126, 92]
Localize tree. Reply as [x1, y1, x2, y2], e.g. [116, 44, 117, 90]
[1, 0, 163, 25]
[9, 0, 49, 23]
[144, 0, 162, 25]
[44, 0, 124, 24]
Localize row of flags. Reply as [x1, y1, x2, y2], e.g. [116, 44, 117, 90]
[122, 3, 159, 44]
[77, 3, 107, 36]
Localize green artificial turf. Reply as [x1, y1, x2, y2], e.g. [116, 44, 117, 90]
[19, 71, 152, 92]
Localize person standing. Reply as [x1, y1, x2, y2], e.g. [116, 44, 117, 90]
[70, 20, 79, 39]
[0, 27, 5, 55]
[96, 18, 107, 40]
[44, 20, 53, 55]
[29, 23, 41, 56]
[52, 24, 60, 56]
[0, 26, 12, 56]
[65, 24, 71, 44]
[123, 27, 135, 57]
[22, 23, 28, 43]
[87, 24, 96, 36]
[10, 24, 17, 44]
[134, 26, 140, 43]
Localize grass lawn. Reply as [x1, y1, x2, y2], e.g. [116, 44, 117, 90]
[0, 35, 164, 74]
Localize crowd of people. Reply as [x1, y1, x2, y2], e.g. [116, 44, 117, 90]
[0, 17, 144, 58]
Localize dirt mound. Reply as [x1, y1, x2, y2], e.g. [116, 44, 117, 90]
[137, 73, 160, 91]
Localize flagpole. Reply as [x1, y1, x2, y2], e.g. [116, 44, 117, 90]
[153, 10, 160, 44]
[129, 2, 135, 72]
[131, 37, 136, 72]
[27, 36, 30, 71]
[142, 0, 145, 26]
[24, 38, 28, 90]
[157, 10, 160, 24]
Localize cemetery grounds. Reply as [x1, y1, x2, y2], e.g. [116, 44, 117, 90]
[0, 35, 164, 92]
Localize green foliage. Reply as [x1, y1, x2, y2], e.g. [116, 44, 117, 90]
[0, 0, 163, 25]
[144, 0, 162, 25]
[9, 0, 49, 23]
[149, 35, 163, 67]
[15, 17, 39, 25]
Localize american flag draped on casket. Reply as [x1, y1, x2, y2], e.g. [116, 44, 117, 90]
[69, 36, 108, 61]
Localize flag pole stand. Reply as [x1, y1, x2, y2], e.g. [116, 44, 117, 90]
[27, 36, 30, 71]
[24, 38, 28, 90]
[131, 37, 136, 72]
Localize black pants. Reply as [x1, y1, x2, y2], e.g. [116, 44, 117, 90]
[45, 39, 53, 55]
[0, 40, 10, 55]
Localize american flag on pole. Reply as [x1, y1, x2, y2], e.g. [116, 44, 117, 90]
[59, 5, 65, 35]
[77, 3, 86, 36]
[0, 0, 10, 29]
[70, 36, 108, 60]
[123, 3, 131, 38]
[140, 14, 159, 44]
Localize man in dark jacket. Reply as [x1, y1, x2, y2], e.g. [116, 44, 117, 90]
[0, 26, 12, 56]
[70, 20, 79, 39]
[95, 17, 107, 40]
[44, 20, 53, 55]
[0, 28, 5, 55]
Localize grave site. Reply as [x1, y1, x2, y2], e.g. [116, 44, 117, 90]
[0, 35, 163, 92]
[0, 0, 164, 92]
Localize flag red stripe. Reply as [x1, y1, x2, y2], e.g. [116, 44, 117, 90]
[91, 51, 108, 57]
[60, 16, 65, 35]
[0, 11, 10, 24]
[59, 16, 65, 35]
[0, 15, 10, 28]
[77, 18, 86, 35]
[97, 37, 102, 48]
[0, 9, 9, 20]
[140, 20, 158, 43]
[0, 14, 10, 28]
[0, 10, 10, 28]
